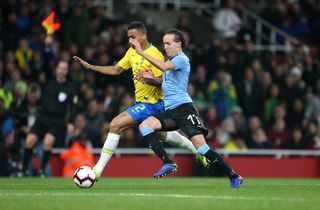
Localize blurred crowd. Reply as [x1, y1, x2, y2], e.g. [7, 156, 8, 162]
[1, 0, 320, 176]
[186, 0, 320, 152]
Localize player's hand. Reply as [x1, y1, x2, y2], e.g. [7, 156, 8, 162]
[134, 70, 155, 83]
[141, 70, 155, 79]
[134, 70, 144, 82]
[134, 70, 148, 83]
[45, 35, 54, 45]
[45, 35, 54, 51]
[73, 56, 91, 69]
[129, 39, 143, 55]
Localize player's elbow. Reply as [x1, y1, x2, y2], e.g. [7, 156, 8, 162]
[109, 70, 121, 75]
[161, 63, 173, 71]
[111, 66, 124, 75]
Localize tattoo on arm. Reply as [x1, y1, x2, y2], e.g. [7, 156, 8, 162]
[144, 77, 162, 87]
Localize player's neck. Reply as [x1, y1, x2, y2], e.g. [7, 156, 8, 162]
[56, 77, 66, 83]
[141, 41, 151, 50]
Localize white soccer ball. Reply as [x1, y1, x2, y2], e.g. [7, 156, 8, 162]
[73, 166, 96, 188]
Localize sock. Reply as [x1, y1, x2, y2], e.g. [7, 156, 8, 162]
[41, 150, 52, 171]
[165, 131, 198, 154]
[93, 132, 120, 175]
[22, 148, 33, 173]
[198, 144, 238, 179]
[142, 131, 174, 164]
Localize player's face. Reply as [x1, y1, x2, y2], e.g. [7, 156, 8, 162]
[127, 29, 146, 48]
[56, 61, 68, 81]
[163, 34, 181, 58]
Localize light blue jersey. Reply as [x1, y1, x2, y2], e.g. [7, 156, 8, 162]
[162, 51, 192, 110]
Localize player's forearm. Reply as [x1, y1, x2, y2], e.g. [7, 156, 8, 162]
[141, 52, 168, 71]
[88, 65, 120, 75]
[143, 77, 162, 87]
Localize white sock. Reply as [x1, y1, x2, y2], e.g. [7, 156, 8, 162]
[165, 131, 198, 154]
[93, 132, 120, 174]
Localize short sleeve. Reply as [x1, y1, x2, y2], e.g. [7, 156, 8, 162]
[171, 55, 186, 71]
[117, 49, 131, 70]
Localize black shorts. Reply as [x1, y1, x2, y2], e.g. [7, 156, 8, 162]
[154, 103, 208, 138]
[30, 113, 67, 147]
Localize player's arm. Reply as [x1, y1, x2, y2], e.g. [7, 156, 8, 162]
[144, 77, 162, 87]
[42, 35, 55, 81]
[129, 40, 174, 71]
[135, 70, 162, 87]
[72, 56, 125, 75]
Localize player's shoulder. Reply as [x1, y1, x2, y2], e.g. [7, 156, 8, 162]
[126, 47, 135, 55]
[146, 45, 164, 57]
[172, 52, 188, 63]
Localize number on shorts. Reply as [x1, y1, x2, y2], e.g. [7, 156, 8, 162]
[187, 114, 205, 127]
[132, 104, 146, 114]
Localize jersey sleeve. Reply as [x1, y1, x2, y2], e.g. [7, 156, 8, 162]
[150, 51, 164, 77]
[117, 49, 131, 70]
[171, 55, 186, 71]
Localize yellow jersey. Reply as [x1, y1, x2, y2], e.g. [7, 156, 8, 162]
[117, 44, 164, 103]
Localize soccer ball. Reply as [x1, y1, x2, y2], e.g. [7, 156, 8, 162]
[73, 166, 96, 188]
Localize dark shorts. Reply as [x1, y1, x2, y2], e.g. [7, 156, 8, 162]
[30, 113, 67, 147]
[154, 103, 208, 138]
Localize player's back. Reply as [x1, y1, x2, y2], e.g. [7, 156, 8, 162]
[162, 51, 192, 110]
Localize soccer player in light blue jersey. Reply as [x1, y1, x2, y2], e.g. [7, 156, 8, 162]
[74, 22, 208, 179]
[130, 29, 243, 188]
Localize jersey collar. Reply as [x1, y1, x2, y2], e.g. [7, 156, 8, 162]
[143, 42, 152, 51]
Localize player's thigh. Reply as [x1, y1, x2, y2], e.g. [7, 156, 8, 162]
[152, 111, 179, 131]
[47, 121, 66, 148]
[110, 111, 139, 133]
[27, 117, 47, 147]
[173, 103, 208, 138]
[139, 116, 162, 130]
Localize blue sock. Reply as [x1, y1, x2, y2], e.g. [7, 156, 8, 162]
[140, 127, 154, 136]
[197, 144, 210, 155]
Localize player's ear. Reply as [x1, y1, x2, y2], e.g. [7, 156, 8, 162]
[178, 41, 182, 48]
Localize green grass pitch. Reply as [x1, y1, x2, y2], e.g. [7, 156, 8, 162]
[0, 178, 319, 210]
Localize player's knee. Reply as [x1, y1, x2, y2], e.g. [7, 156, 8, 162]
[191, 134, 206, 148]
[109, 120, 122, 133]
[139, 121, 150, 129]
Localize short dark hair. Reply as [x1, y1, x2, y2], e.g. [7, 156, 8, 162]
[127, 21, 147, 34]
[164, 28, 188, 49]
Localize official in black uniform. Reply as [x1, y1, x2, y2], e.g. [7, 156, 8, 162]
[22, 35, 77, 176]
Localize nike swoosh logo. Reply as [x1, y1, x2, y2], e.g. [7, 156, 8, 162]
[211, 158, 218, 163]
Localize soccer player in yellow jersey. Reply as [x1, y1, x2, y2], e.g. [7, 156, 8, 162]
[73, 21, 208, 179]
